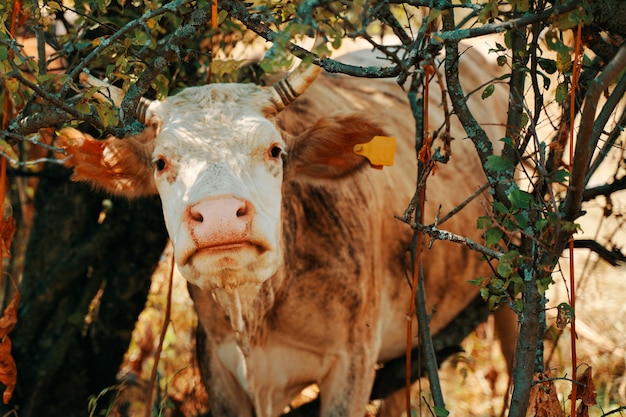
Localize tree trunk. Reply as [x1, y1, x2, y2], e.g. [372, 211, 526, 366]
[2, 164, 168, 417]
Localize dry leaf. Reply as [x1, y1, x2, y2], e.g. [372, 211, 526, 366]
[556, 302, 574, 329]
[568, 367, 597, 417]
[0, 290, 20, 404]
[527, 372, 565, 417]
[0, 337, 16, 404]
[0, 215, 15, 259]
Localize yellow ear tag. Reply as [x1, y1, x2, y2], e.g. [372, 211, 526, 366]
[353, 136, 396, 170]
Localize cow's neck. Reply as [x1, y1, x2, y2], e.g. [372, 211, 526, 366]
[212, 273, 282, 354]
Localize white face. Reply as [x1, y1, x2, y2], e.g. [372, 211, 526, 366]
[150, 84, 286, 290]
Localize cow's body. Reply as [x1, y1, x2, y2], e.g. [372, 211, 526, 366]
[59, 46, 506, 417]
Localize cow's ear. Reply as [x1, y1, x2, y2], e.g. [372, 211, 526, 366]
[286, 113, 386, 180]
[56, 127, 158, 198]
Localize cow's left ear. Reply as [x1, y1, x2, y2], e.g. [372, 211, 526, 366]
[286, 113, 386, 180]
[56, 127, 158, 198]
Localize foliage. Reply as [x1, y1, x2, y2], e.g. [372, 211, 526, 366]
[1, 0, 626, 416]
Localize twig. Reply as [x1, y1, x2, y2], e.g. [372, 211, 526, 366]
[0, 152, 67, 168]
[1, 131, 65, 154]
[601, 406, 626, 416]
[436, 182, 490, 226]
[143, 249, 174, 417]
[397, 216, 504, 259]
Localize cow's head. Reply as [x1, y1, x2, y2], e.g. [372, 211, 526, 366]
[58, 64, 383, 293]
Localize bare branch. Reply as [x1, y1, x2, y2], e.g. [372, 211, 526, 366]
[396, 216, 504, 259]
[585, 75, 626, 183]
[583, 177, 626, 201]
[431, 0, 582, 43]
[563, 43, 626, 225]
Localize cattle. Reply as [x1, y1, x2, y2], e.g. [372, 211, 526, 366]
[57, 44, 508, 417]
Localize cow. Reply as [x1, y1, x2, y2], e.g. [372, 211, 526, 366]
[56, 44, 508, 417]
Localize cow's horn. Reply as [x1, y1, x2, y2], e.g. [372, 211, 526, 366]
[80, 71, 154, 125]
[270, 61, 322, 111]
[137, 97, 154, 125]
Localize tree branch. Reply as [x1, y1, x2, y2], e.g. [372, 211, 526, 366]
[431, 0, 582, 43]
[441, 12, 512, 206]
[583, 176, 626, 201]
[573, 239, 626, 266]
[562, 43, 626, 229]
[220, 0, 407, 79]
[396, 216, 504, 259]
[585, 75, 626, 183]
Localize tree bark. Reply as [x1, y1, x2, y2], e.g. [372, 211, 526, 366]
[2, 164, 168, 417]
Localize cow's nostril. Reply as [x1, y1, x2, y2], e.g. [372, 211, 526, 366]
[236, 203, 247, 217]
[191, 210, 204, 223]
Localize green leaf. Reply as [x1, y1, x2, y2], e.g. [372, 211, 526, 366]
[552, 3, 593, 30]
[496, 55, 507, 67]
[75, 102, 91, 114]
[93, 102, 119, 127]
[131, 30, 148, 47]
[482, 84, 495, 99]
[480, 286, 490, 300]
[520, 112, 529, 129]
[485, 227, 503, 246]
[497, 250, 520, 278]
[538, 58, 557, 75]
[477, 215, 493, 229]
[514, 212, 528, 230]
[493, 200, 509, 215]
[557, 302, 575, 320]
[502, 216, 517, 232]
[500, 137, 514, 147]
[47, 1, 62, 11]
[491, 277, 504, 290]
[508, 189, 532, 209]
[555, 81, 569, 104]
[561, 221, 581, 234]
[535, 218, 548, 231]
[537, 276, 554, 294]
[467, 277, 485, 286]
[552, 169, 570, 183]
[509, 0, 529, 12]
[486, 154, 514, 172]
[509, 274, 524, 296]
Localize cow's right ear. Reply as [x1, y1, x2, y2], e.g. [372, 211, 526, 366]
[56, 127, 158, 198]
[285, 113, 386, 180]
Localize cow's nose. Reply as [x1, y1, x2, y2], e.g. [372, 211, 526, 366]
[188, 197, 252, 247]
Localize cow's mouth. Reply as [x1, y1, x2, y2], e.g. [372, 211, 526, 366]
[183, 241, 266, 267]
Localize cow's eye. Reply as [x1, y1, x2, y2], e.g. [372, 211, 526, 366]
[154, 157, 168, 172]
[269, 145, 283, 159]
